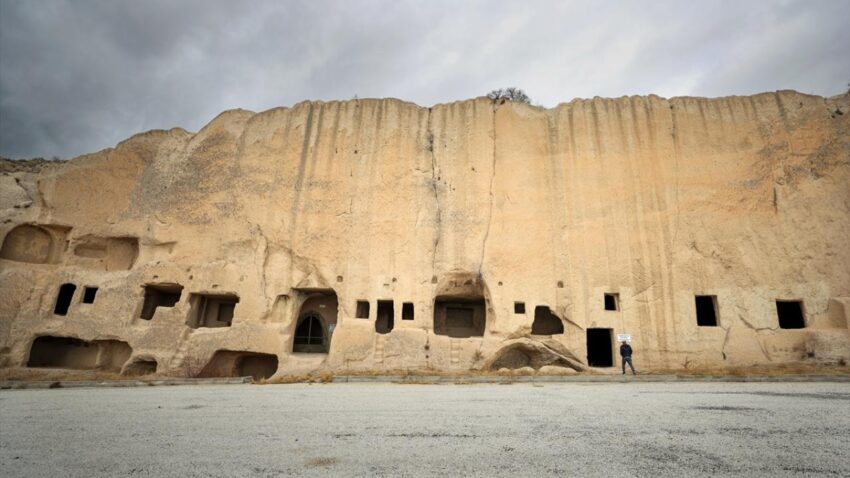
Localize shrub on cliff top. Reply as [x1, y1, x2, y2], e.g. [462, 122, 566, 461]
[487, 87, 531, 104]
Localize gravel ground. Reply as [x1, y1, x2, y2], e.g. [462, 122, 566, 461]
[1, 382, 849, 477]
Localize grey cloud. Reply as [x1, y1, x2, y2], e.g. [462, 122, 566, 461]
[0, 0, 847, 159]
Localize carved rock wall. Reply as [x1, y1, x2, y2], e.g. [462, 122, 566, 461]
[1, 90, 848, 377]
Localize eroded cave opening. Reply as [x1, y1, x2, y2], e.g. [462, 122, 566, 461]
[27, 336, 132, 372]
[434, 300, 486, 338]
[0, 224, 57, 264]
[586, 328, 613, 367]
[488, 340, 582, 371]
[531, 306, 564, 335]
[199, 350, 278, 380]
[433, 273, 488, 338]
[187, 293, 239, 328]
[123, 359, 158, 376]
[140, 283, 183, 320]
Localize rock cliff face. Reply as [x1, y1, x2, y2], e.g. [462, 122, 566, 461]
[1, 90, 848, 378]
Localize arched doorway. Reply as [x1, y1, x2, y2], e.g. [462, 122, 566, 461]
[293, 313, 328, 353]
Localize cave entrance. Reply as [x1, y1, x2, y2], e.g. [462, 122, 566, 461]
[432, 273, 489, 338]
[27, 336, 131, 372]
[586, 328, 613, 367]
[293, 313, 327, 353]
[123, 359, 157, 376]
[376, 300, 394, 334]
[187, 293, 239, 328]
[292, 289, 338, 353]
[199, 351, 279, 380]
[140, 283, 183, 320]
[434, 299, 485, 338]
[531, 306, 564, 335]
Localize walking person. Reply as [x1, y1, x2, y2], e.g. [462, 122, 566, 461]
[620, 341, 636, 375]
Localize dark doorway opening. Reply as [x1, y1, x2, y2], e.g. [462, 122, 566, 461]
[293, 313, 327, 353]
[695, 295, 718, 326]
[586, 328, 613, 367]
[604, 293, 619, 311]
[776, 300, 805, 329]
[376, 300, 394, 334]
[532, 306, 564, 335]
[82, 287, 98, 304]
[140, 284, 183, 320]
[53, 283, 77, 316]
[402, 302, 414, 320]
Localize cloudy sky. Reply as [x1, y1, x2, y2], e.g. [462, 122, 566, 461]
[1, 0, 848, 159]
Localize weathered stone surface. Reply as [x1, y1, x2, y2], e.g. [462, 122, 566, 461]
[1, 91, 848, 378]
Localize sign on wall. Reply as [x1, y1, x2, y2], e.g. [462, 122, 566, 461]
[617, 334, 632, 343]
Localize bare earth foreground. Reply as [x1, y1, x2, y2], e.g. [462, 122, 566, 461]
[1, 382, 849, 477]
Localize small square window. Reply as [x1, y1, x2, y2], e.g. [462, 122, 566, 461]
[776, 300, 805, 329]
[82, 287, 98, 304]
[402, 302, 414, 320]
[604, 293, 619, 311]
[695, 295, 718, 326]
[356, 300, 370, 319]
[514, 302, 526, 314]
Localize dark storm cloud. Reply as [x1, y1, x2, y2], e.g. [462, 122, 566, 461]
[1, 0, 848, 159]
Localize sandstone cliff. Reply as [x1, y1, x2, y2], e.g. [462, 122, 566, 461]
[1, 90, 848, 379]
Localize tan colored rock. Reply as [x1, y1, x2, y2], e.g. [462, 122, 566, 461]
[538, 365, 578, 375]
[0, 91, 848, 379]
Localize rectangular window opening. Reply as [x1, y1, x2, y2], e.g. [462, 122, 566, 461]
[140, 284, 183, 320]
[514, 302, 526, 314]
[53, 283, 77, 316]
[776, 300, 805, 329]
[376, 300, 394, 334]
[356, 300, 370, 319]
[187, 293, 240, 328]
[604, 293, 619, 311]
[402, 302, 414, 320]
[695, 295, 718, 326]
[82, 287, 98, 304]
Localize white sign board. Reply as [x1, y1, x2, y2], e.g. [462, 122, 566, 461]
[617, 334, 632, 343]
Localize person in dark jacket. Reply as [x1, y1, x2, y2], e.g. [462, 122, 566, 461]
[620, 341, 636, 375]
